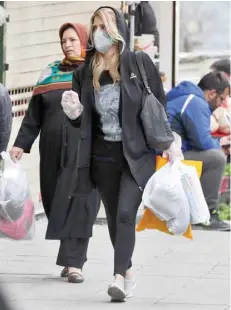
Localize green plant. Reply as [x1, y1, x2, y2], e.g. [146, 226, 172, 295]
[224, 164, 230, 176]
[219, 203, 231, 221]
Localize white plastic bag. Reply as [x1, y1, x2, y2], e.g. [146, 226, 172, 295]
[163, 132, 210, 224]
[180, 164, 210, 224]
[143, 161, 186, 220]
[142, 160, 191, 235]
[0, 152, 35, 240]
[167, 195, 190, 235]
[142, 131, 210, 235]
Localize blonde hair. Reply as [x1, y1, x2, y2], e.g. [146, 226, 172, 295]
[89, 8, 125, 90]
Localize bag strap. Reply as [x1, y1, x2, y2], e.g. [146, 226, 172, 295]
[135, 51, 152, 94]
[181, 94, 195, 116]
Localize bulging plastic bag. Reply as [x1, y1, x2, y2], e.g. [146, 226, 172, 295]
[143, 161, 186, 221]
[0, 152, 35, 240]
[167, 187, 190, 235]
[142, 160, 191, 235]
[180, 164, 210, 225]
[137, 156, 204, 240]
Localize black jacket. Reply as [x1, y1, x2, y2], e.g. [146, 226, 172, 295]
[70, 6, 166, 191]
[133, 2, 160, 48]
[47, 6, 166, 239]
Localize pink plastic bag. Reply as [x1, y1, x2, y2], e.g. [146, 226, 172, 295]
[0, 152, 35, 240]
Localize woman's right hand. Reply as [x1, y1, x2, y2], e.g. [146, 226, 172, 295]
[10, 147, 24, 162]
[61, 90, 83, 120]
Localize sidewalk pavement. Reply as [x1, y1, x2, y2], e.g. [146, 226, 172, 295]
[0, 219, 230, 310]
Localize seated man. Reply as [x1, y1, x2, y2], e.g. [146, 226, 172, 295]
[167, 72, 230, 231]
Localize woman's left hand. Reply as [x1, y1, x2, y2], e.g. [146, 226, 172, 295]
[61, 90, 83, 120]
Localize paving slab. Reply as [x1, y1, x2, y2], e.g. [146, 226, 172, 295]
[0, 220, 229, 310]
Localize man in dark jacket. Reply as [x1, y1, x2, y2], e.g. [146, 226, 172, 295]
[134, 1, 159, 49]
[0, 83, 12, 153]
[167, 72, 230, 231]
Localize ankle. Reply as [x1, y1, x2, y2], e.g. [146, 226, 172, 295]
[114, 274, 124, 281]
[125, 269, 133, 280]
[68, 267, 82, 274]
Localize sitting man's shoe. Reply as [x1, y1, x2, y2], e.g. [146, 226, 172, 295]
[60, 267, 68, 278]
[193, 210, 230, 231]
[209, 209, 230, 231]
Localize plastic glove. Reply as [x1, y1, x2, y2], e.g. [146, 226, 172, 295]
[162, 132, 184, 162]
[61, 90, 83, 120]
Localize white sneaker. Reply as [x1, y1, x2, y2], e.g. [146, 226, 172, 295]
[124, 276, 136, 298]
[107, 278, 126, 302]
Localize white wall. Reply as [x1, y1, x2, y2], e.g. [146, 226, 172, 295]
[150, 1, 176, 89]
[4, 1, 118, 89]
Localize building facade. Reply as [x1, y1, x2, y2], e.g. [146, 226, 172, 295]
[4, 1, 118, 89]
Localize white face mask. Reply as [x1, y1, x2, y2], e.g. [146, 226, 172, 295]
[93, 29, 113, 54]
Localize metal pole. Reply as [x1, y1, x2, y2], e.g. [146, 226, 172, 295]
[129, 2, 136, 51]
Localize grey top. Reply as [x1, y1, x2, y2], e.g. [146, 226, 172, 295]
[0, 84, 12, 153]
[94, 83, 122, 142]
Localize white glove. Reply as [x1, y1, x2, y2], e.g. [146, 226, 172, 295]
[61, 90, 83, 120]
[162, 132, 184, 162]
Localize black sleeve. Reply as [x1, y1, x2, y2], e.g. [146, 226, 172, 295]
[141, 52, 167, 108]
[13, 94, 43, 153]
[0, 86, 12, 153]
[69, 64, 85, 127]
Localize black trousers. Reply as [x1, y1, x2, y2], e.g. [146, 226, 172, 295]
[56, 238, 89, 269]
[92, 157, 142, 277]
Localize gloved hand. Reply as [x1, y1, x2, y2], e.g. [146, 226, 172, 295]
[61, 90, 83, 120]
[162, 132, 184, 162]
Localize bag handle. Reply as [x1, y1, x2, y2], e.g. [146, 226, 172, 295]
[135, 52, 152, 94]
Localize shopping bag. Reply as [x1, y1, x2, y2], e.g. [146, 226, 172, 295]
[0, 152, 35, 240]
[136, 156, 203, 240]
[180, 164, 210, 224]
[142, 160, 188, 220]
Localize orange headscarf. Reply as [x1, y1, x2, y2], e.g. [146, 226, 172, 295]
[59, 23, 88, 63]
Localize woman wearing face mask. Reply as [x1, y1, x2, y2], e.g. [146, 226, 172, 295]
[61, 7, 166, 301]
[10, 23, 100, 283]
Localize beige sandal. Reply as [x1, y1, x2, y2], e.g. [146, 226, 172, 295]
[60, 267, 68, 278]
[68, 271, 84, 283]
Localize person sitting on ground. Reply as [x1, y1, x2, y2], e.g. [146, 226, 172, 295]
[210, 59, 230, 136]
[167, 72, 230, 231]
